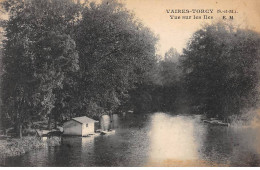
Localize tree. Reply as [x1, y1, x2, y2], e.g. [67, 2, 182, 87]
[141, 48, 182, 112]
[1, 0, 80, 136]
[75, 0, 158, 116]
[160, 48, 180, 86]
[158, 48, 181, 111]
[181, 22, 260, 119]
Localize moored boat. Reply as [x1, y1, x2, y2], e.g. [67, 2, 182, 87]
[100, 129, 116, 135]
[203, 119, 229, 126]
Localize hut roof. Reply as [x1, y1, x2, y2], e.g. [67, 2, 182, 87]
[72, 116, 98, 124]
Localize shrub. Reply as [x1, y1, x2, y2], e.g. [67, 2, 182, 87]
[0, 136, 44, 159]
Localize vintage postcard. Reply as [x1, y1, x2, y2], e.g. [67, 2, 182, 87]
[0, 0, 260, 167]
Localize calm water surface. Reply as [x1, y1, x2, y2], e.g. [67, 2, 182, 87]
[1, 112, 260, 166]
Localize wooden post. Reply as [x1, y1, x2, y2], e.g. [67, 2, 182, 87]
[48, 115, 52, 130]
[19, 123, 22, 138]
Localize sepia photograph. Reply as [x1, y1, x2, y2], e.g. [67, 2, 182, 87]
[0, 0, 260, 167]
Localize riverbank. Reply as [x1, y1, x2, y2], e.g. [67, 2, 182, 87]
[1, 113, 259, 166]
[0, 136, 44, 159]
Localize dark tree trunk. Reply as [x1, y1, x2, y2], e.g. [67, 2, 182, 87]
[18, 123, 22, 138]
[48, 115, 52, 130]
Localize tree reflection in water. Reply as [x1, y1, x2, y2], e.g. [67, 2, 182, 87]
[1, 112, 259, 166]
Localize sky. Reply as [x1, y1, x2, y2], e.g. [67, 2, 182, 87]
[122, 0, 260, 56]
[1, 0, 259, 56]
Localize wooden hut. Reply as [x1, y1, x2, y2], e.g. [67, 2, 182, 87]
[63, 116, 98, 136]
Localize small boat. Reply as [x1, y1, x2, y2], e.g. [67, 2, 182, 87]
[36, 129, 62, 137]
[95, 129, 102, 133]
[100, 130, 116, 135]
[203, 120, 229, 126]
[86, 133, 99, 137]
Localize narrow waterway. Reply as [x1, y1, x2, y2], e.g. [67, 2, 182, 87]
[1, 112, 260, 166]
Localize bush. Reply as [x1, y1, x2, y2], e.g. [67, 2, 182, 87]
[0, 136, 44, 159]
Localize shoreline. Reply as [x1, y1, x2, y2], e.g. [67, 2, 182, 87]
[0, 136, 61, 159]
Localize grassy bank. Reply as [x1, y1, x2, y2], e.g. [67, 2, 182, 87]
[0, 136, 45, 159]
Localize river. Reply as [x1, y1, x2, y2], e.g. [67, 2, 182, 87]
[1, 112, 260, 166]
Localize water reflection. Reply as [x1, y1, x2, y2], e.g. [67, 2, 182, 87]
[147, 113, 260, 166]
[1, 112, 260, 167]
[201, 125, 260, 166]
[147, 113, 206, 166]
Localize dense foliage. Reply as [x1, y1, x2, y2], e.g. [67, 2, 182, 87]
[0, 0, 259, 138]
[180, 23, 260, 119]
[74, 0, 157, 118]
[129, 48, 182, 113]
[0, 0, 158, 137]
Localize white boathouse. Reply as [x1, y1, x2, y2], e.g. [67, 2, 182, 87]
[63, 116, 98, 136]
